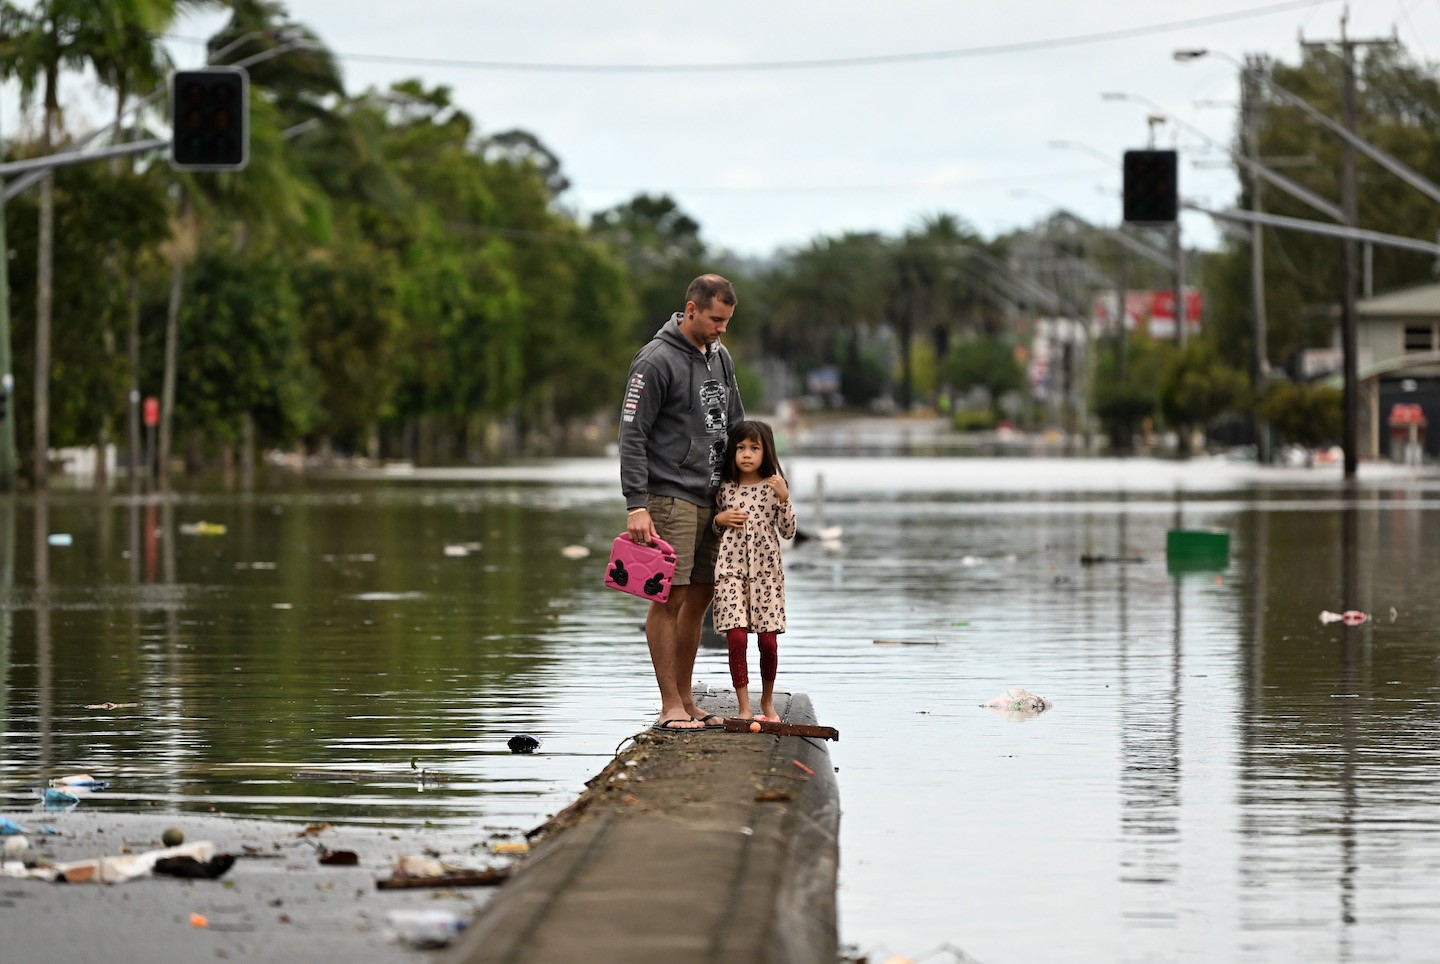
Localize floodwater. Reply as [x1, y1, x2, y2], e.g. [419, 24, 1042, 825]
[4, 453, 1440, 963]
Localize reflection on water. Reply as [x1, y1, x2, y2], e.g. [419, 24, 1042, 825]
[4, 457, 1440, 961]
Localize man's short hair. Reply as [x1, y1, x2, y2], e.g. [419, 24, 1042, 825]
[686, 274, 736, 309]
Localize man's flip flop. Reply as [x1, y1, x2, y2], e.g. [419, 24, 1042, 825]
[652, 718, 699, 732]
[695, 714, 726, 729]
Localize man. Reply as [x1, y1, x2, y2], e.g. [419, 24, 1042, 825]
[619, 274, 745, 731]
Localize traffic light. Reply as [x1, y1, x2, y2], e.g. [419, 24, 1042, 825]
[1122, 149, 1178, 224]
[170, 68, 249, 171]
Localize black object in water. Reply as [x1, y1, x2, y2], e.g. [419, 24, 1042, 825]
[508, 734, 541, 754]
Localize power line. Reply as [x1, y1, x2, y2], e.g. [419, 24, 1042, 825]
[168, 0, 1339, 75]
[579, 166, 1112, 197]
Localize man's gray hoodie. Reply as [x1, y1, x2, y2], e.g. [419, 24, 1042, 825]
[619, 313, 745, 510]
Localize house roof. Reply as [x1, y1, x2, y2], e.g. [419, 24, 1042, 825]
[1358, 282, 1440, 319]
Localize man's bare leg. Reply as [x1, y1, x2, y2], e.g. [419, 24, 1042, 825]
[646, 593, 702, 729]
[676, 583, 716, 722]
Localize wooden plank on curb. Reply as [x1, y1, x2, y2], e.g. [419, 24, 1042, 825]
[721, 717, 839, 741]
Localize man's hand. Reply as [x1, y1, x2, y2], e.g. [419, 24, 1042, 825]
[768, 475, 790, 504]
[627, 507, 657, 544]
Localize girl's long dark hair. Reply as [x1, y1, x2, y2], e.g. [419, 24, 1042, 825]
[721, 419, 784, 484]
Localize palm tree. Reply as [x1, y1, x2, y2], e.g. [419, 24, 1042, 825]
[887, 214, 993, 410]
[769, 233, 890, 371]
[0, 0, 212, 487]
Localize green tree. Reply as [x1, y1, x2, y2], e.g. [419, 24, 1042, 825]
[767, 232, 891, 388]
[943, 336, 1026, 416]
[0, 0, 212, 484]
[165, 247, 318, 457]
[1206, 44, 1440, 377]
[887, 216, 973, 409]
[1158, 337, 1251, 456]
[1093, 333, 1170, 452]
[1259, 381, 1343, 462]
[590, 194, 708, 343]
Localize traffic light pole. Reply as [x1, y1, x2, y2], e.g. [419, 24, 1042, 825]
[0, 138, 168, 178]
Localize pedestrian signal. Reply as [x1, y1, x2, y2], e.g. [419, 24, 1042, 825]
[170, 68, 249, 171]
[1122, 149, 1178, 224]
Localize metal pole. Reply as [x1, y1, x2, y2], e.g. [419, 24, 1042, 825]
[0, 103, 15, 491]
[1172, 222, 1186, 348]
[1115, 236, 1128, 387]
[1339, 26, 1360, 480]
[1244, 56, 1272, 464]
[1184, 204, 1440, 256]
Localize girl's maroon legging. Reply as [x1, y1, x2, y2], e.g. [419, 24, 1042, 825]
[726, 627, 778, 688]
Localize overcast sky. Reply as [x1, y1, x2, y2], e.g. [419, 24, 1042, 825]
[18, 1, 1440, 258]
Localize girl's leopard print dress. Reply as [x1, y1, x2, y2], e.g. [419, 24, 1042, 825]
[711, 480, 797, 634]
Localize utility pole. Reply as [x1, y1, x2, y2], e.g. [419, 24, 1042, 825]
[1172, 223, 1186, 349]
[1304, 15, 1393, 480]
[1243, 55, 1272, 463]
[0, 105, 14, 491]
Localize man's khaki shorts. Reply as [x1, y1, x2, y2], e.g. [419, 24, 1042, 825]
[645, 495, 718, 587]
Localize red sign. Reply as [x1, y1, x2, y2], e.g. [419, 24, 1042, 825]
[1092, 289, 1202, 337]
[1389, 403, 1426, 426]
[1150, 289, 1204, 326]
[143, 396, 159, 428]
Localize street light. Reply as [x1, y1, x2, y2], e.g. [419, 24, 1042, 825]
[1047, 139, 1117, 167]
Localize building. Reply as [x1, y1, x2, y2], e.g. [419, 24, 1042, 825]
[1343, 282, 1440, 459]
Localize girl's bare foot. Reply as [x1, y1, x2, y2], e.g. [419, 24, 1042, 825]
[759, 699, 779, 722]
[734, 686, 752, 721]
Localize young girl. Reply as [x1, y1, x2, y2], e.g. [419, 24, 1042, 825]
[711, 420, 797, 722]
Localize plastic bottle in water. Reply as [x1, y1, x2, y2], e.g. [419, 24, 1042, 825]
[386, 909, 468, 948]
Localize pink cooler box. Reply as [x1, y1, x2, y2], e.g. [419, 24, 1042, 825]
[604, 535, 676, 603]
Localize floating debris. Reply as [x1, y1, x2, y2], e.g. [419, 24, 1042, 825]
[43, 787, 80, 809]
[982, 688, 1050, 720]
[386, 908, 470, 947]
[1079, 553, 1143, 565]
[154, 853, 237, 879]
[559, 544, 590, 559]
[46, 533, 73, 547]
[1320, 610, 1369, 625]
[84, 701, 138, 710]
[317, 848, 360, 866]
[507, 734, 541, 755]
[392, 854, 444, 879]
[488, 840, 529, 855]
[48, 841, 223, 884]
[178, 521, 227, 536]
[378, 867, 510, 891]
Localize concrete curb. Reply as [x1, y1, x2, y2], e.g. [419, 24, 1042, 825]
[449, 692, 840, 964]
